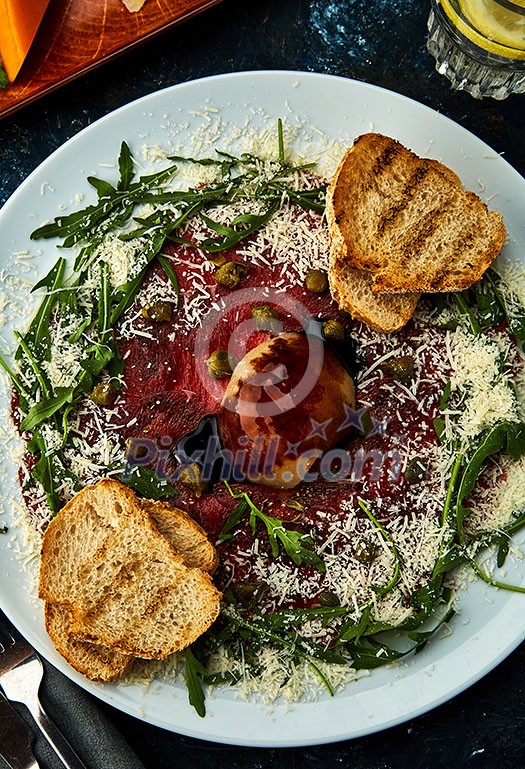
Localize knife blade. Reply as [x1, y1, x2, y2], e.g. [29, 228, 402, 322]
[0, 693, 40, 769]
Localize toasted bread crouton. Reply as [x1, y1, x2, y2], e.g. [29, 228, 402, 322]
[42, 483, 219, 680]
[328, 260, 420, 333]
[326, 137, 420, 332]
[142, 499, 218, 574]
[327, 133, 506, 298]
[39, 479, 221, 662]
[44, 602, 133, 683]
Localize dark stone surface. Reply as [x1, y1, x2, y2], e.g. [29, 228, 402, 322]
[0, 0, 524, 206]
[1, 0, 524, 766]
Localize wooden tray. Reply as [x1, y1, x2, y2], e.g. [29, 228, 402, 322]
[0, 0, 223, 120]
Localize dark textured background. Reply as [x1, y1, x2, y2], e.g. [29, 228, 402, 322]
[1, 0, 524, 766]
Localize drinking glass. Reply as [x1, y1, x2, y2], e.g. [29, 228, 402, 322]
[427, 0, 525, 99]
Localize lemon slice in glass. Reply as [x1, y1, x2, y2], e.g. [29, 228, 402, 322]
[459, 0, 525, 49]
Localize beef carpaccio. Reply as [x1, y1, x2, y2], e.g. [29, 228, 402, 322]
[9, 133, 525, 704]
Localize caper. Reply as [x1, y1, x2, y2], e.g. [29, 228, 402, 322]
[317, 590, 340, 607]
[178, 463, 208, 497]
[381, 354, 415, 384]
[404, 457, 427, 485]
[214, 261, 249, 289]
[141, 299, 173, 322]
[90, 382, 117, 407]
[305, 269, 329, 293]
[205, 349, 233, 379]
[207, 253, 228, 267]
[233, 580, 268, 607]
[354, 538, 379, 564]
[322, 319, 345, 342]
[358, 410, 374, 436]
[251, 305, 280, 331]
[284, 499, 305, 512]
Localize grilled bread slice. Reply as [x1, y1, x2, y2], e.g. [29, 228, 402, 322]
[327, 135, 421, 332]
[42, 487, 219, 681]
[328, 133, 506, 296]
[39, 478, 221, 661]
[328, 260, 420, 333]
[44, 602, 133, 683]
[143, 499, 218, 574]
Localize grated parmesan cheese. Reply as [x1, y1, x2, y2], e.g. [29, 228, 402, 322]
[3, 112, 525, 710]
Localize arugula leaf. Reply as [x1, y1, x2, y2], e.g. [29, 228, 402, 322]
[117, 141, 135, 191]
[456, 421, 525, 539]
[349, 606, 455, 669]
[432, 544, 465, 577]
[255, 604, 351, 629]
[14, 331, 51, 399]
[337, 606, 373, 642]
[218, 498, 248, 541]
[0, 67, 8, 89]
[444, 269, 525, 344]
[349, 638, 409, 670]
[157, 254, 180, 306]
[119, 466, 178, 500]
[277, 118, 285, 166]
[97, 262, 112, 342]
[408, 606, 456, 651]
[357, 498, 402, 596]
[440, 380, 452, 410]
[0, 355, 31, 408]
[221, 605, 347, 666]
[409, 578, 443, 619]
[497, 536, 510, 568]
[26, 432, 81, 513]
[183, 647, 208, 718]
[168, 153, 236, 170]
[109, 268, 148, 326]
[27, 432, 60, 512]
[468, 558, 525, 594]
[30, 162, 179, 246]
[21, 257, 67, 362]
[110, 230, 166, 324]
[196, 201, 280, 254]
[20, 387, 77, 432]
[453, 292, 481, 335]
[88, 176, 117, 199]
[267, 181, 326, 213]
[433, 416, 445, 443]
[223, 483, 326, 571]
[484, 268, 525, 343]
[252, 511, 326, 571]
[471, 271, 505, 328]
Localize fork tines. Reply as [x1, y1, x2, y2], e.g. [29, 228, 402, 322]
[0, 613, 34, 674]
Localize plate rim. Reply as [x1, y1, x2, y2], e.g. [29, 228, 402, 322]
[1, 69, 524, 747]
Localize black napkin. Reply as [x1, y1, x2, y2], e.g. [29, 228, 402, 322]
[10, 659, 147, 769]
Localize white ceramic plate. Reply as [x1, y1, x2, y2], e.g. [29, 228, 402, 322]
[0, 71, 524, 748]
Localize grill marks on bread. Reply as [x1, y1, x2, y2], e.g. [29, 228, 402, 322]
[39, 479, 220, 678]
[326, 133, 506, 331]
[326, 135, 422, 332]
[338, 133, 506, 293]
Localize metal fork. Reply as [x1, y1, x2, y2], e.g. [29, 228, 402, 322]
[0, 612, 88, 769]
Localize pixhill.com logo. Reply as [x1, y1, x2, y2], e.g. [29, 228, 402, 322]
[124, 408, 402, 488]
